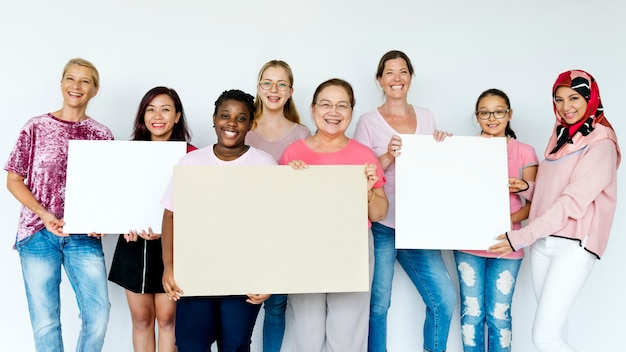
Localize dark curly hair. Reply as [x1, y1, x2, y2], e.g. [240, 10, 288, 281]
[213, 89, 256, 121]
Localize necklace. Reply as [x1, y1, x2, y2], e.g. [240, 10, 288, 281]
[213, 145, 250, 161]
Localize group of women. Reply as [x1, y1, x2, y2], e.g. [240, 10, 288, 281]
[4, 51, 619, 352]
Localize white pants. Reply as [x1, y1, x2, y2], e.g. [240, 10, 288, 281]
[530, 237, 596, 352]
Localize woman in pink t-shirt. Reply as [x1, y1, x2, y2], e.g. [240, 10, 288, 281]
[280, 78, 388, 352]
[453, 88, 538, 352]
[160, 89, 275, 352]
[5, 58, 112, 351]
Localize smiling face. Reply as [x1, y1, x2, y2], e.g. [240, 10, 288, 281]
[554, 86, 588, 125]
[213, 99, 252, 148]
[311, 85, 353, 137]
[60, 64, 98, 109]
[377, 58, 412, 99]
[476, 95, 512, 137]
[144, 94, 181, 141]
[258, 65, 293, 113]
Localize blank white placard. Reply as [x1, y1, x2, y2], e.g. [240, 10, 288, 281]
[395, 135, 510, 250]
[173, 165, 369, 296]
[63, 140, 186, 234]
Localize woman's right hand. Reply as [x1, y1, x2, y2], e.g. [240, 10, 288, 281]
[386, 134, 402, 159]
[162, 269, 184, 301]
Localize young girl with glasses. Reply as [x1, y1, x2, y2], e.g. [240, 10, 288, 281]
[454, 88, 538, 352]
[245, 60, 310, 352]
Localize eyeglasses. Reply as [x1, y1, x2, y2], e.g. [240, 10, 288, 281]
[315, 101, 352, 112]
[475, 109, 510, 120]
[259, 80, 291, 91]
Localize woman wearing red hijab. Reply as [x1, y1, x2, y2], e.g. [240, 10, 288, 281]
[489, 70, 620, 351]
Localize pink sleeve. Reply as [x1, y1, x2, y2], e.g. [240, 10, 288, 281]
[508, 140, 618, 250]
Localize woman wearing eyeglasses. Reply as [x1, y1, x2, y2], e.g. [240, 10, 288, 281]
[245, 60, 310, 352]
[453, 88, 538, 352]
[353, 50, 455, 352]
[489, 70, 620, 351]
[280, 78, 388, 352]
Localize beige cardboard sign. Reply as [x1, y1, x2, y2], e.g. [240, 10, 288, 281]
[396, 135, 511, 250]
[173, 165, 369, 296]
[64, 140, 187, 234]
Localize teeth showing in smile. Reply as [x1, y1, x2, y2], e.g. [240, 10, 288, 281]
[390, 85, 403, 91]
[325, 119, 340, 124]
[224, 130, 238, 138]
[267, 96, 280, 103]
[68, 92, 83, 97]
[152, 123, 165, 128]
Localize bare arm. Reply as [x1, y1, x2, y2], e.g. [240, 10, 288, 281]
[509, 165, 538, 224]
[161, 209, 183, 300]
[6, 171, 67, 237]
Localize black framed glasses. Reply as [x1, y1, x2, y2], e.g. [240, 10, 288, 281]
[475, 109, 510, 120]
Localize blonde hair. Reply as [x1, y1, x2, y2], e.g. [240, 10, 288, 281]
[253, 60, 300, 128]
[62, 58, 100, 88]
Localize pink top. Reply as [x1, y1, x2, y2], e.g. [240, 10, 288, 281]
[4, 113, 114, 242]
[279, 138, 386, 228]
[462, 138, 538, 259]
[353, 106, 436, 228]
[245, 123, 311, 161]
[508, 137, 619, 259]
[161, 146, 276, 211]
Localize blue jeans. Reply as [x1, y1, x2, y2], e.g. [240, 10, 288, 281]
[16, 229, 110, 352]
[175, 295, 261, 352]
[453, 251, 522, 352]
[262, 293, 287, 352]
[369, 222, 456, 352]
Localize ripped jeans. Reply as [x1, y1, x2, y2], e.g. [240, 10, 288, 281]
[453, 251, 521, 352]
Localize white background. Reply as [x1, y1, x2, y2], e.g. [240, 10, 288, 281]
[1, 0, 624, 351]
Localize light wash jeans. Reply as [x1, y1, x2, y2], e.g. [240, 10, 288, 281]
[262, 293, 287, 352]
[453, 251, 522, 352]
[369, 222, 456, 352]
[16, 228, 110, 352]
[530, 237, 595, 352]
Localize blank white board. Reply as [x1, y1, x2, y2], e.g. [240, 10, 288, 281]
[64, 140, 186, 234]
[395, 135, 510, 250]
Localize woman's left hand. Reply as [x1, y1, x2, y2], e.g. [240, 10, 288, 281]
[488, 234, 513, 256]
[433, 130, 453, 142]
[288, 160, 309, 170]
[124, 227, 160, 242]
[246, 293, 271, 305]
[364, 163, 379, 191]
[88, 232, 106, 239]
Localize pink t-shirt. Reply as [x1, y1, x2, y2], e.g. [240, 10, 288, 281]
[4, 113, 114, 242]
[279, 138, 386, 228]
[353, 106, 436, 228]
[161, 145, 277, 211]
[461, 138, 538, 259]
[245, 123, 311, 161]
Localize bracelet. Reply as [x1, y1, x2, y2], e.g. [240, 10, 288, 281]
[368, 189, 376, 203]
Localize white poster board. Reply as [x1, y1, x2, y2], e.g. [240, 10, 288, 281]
[64, 140, 186, 234]
[395, 135, 510, 250]
[173, 165, 369, 296]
